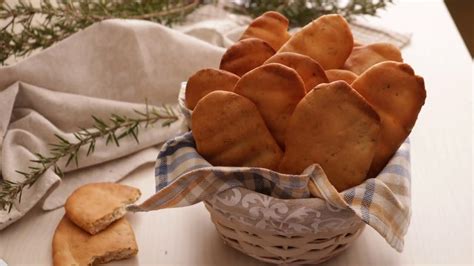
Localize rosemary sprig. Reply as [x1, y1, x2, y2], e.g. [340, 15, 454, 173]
[227, 0, 393, 27]
[0, 103, 179, 212]
[0, 0, 201, 65]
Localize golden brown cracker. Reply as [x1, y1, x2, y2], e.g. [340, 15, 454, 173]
[192, 91, 282, 170]
[185, 68, 239, 110]
[352, 61, 425, 177]
[52, 216, 138, 266]
[240, 11, 291, 51]
[344, 42, 403, 75]
[65, 182, 141, 235]
[219, 38, 275, 77]
[279, 81, 380, 191]
[265, 52, 328, 92]
[278, 14, 353, 69]
[234, 63, 306, 147]
[325, 69, 358, 84]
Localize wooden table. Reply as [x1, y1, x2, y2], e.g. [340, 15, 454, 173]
[1, 0, 472, 265]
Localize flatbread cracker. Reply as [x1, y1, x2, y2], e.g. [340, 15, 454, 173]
[185, 68, 239, 110]
[219, 38, 275, 77]
[65, 182, 141, 235]
[52, 216, 138, 266]
[265, 52, 328, 92]
[278, 14, 353, 69]
[352, 61, 425, 178]
[240, 11, 291, 51]
[234, 63, 306, 147]
[279, 81, 380, 191]
[325, 69, 358, 84]
[344, 42, 403, 75]
[192, 91, 282, 170]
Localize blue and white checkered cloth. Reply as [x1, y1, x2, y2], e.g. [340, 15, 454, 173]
[129, 132, 411, 252]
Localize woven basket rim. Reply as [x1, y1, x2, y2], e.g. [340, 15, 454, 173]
[204, 200, 361, 234]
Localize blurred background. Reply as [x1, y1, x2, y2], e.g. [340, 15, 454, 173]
[444, 0, 473, 57]
[1, 0, 473, 66]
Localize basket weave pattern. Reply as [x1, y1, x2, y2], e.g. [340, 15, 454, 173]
[204, 187, 365, 265]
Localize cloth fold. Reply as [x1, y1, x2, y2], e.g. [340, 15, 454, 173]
[0, 19, 223, 230]
[130, 132, 411, 252]
[0, 81, 188, 229]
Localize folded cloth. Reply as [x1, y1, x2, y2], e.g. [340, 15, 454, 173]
[0, 19, 224, 230]
[130, 132, 411, 252]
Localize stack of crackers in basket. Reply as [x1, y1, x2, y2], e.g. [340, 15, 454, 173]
[52, 183, 141, 266]
[186, 12, 426, 192]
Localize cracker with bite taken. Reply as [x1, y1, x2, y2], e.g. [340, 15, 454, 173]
[65, 182, 141, 235]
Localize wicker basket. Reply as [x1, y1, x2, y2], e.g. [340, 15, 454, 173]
[202, 186, 365, 265]
[205, 203, 364, 265]
[178, 83, 366, 264]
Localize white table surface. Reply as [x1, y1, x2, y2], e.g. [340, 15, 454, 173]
[1, 0, 473, 265]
